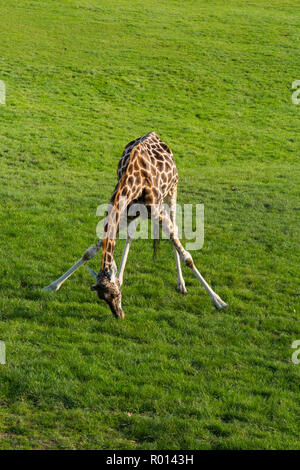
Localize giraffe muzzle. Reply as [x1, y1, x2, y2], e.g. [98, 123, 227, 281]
[109, 295, 125, 320]
[90, 281, 125, 319]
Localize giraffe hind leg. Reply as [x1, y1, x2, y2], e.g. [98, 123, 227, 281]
[173, 246, 187, 295]
[154, 207, 227, 310]
[166, 188, 187, 295]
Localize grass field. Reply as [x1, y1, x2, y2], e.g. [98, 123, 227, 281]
[0, 0, 300, 450]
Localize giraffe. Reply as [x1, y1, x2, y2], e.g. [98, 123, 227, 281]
[43, 132, 227, 318]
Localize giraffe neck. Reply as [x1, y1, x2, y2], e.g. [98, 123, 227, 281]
[101, 207, 120, 272]
[101, 144, 146, 273]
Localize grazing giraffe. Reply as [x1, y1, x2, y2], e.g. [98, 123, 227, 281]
[43, 132, 227, 318]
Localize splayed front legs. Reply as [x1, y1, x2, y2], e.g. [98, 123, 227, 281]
[43, 215, 227, 311]
[43, 240, 103, 292]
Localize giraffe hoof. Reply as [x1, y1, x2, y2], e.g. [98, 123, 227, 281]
[115, 311, 125, 320]
[211, 294, 227, 310]
[43, 282, 60, 292]
[176, 284, 187, 295]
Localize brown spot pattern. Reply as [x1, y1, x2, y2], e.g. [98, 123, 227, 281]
[103, 131, 179, 272]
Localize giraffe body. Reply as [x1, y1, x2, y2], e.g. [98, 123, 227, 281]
[117, 131, 178, 198]
[44, 132, 227, 318]
[100, 132, 179, 273]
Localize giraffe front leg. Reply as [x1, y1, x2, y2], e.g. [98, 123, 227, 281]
[157, 208, 227, 310]
[173, 242, 227, 310]
[43, 240, 103, 291]
[117, 218, 138, 286]
[185, 255, 227, 310]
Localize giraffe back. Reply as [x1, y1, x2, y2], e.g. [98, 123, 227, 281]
[117, 132, 178, 201]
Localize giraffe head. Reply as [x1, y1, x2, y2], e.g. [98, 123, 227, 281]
[91, 269, 124, 319]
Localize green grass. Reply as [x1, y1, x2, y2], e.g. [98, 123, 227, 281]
[0, 0, 300, 449]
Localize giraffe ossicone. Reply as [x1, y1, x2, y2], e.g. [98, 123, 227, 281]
[43, 132, 227, 318]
